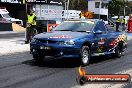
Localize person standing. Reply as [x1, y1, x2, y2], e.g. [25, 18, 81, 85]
[122, 17, 127, 31]
[25, 10, 37, 44]
[115, 17, 120, 32]
[128, 16, 132, 33]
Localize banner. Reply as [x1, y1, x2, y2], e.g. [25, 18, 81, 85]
[47, 24, 58, 32]
[1, 0, 21, 3]
[35, 8, 63, 19]
[25, 0, 62, 5]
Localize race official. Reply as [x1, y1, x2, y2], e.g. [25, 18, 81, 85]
[122, 17, 127, 31]
[25, 10, 37, 44]
[116, 18, 120, 32]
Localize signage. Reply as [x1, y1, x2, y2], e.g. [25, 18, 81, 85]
[1, 0, 21, 3]
[0, 0, 62, 5]
[47, 24, 58, 32]
[35, 7, 63, 19]
[26, 0, 47, 3]
[25, 0, 62, 5]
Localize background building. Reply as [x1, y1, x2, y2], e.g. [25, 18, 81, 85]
[0, 0, 26, 27]
[0, 0, 63, 31]
[88, 0, 109, 24]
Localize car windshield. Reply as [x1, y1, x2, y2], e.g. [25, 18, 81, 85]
[53, 21, 94, 32]
[2, 14, 11, 18]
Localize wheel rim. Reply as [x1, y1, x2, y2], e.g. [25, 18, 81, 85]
[117, 50, 122, 56]
[82, 49, 89, 64]
[118, 50, 122, 56]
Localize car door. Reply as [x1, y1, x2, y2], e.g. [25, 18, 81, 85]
[91, 21, 108, 54]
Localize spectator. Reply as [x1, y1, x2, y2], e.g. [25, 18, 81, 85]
[122, 17, 127, 31]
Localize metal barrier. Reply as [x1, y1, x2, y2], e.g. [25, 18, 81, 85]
[0, 22, 12, 31]
[0, 22, 25, 32]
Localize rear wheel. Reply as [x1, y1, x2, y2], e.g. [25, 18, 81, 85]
[80, 46, 91, 66]
[114, 45, 122, 58]
[33, 53, 44, 63]
[79, 76, 87, 85]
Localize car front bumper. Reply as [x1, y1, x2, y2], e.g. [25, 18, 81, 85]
[30, 43, 81, 58]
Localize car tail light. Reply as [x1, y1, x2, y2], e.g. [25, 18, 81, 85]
[109, 39, 117, 46]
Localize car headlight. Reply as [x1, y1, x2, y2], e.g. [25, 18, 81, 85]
[58, 40, 75, 45]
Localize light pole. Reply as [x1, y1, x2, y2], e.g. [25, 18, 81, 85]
[126, 6, 131, 14]
[64, 0, 67, 11]
[123, 0, 130, 17]
[67, 0, 69, 20]
[123, 0, 126, 17]
[123, 0, 132, 17]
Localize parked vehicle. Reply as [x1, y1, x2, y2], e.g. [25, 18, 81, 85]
[0, 7, 23, 26]
[30, 19, 127, 66]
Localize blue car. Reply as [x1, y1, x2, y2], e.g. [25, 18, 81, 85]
[30, 19, 127, 66]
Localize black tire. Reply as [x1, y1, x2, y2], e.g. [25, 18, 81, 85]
[114, 45, 122, 58]
[80, 46, 91, 66]
[79, 76, 87, 85]
[33, 53, 44, 63]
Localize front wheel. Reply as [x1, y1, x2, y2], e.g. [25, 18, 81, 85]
[80, 46, 91, 66]
[78, 76, 87, 85]
[33, 53, 44, 63]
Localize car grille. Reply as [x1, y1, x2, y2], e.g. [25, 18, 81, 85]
[37, 39, 57, 44]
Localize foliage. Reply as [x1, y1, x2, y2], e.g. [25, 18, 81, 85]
[77, 0, 88, 10]
[108, 0, 132, 16]
[62, 0, 88, 10]
[108, 0, 124, 17]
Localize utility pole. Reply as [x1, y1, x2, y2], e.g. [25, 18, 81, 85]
[123, 0, 126, 17]
[64, 0, 67, 11]
[126, 6, 131, 13]
[67, 0, 69, 20]
[123, 0, 128, 17]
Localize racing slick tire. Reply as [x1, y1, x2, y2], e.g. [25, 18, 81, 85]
[33, 53, 44, 63]
[80, 46, 91, 66]
[77, 76, 87, 85]
[114, 45, 123, 58]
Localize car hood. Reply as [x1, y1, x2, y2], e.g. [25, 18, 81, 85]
[34, 31, 89, 41]
[5, 18, 22, 21]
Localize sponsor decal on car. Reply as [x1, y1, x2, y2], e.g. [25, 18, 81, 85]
[49, 35, 72, 38]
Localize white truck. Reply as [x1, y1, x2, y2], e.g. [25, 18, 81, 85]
[0, 7, 23, 26]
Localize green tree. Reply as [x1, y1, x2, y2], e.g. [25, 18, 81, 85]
[68, 0, 88, 10]
[108, 0, 124, 17]
[108, 0, 132, 16]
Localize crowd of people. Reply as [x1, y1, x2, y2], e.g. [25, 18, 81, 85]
[115, 15, 132, 32]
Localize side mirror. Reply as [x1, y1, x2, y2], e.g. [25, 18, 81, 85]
[93, 30, 103, 35]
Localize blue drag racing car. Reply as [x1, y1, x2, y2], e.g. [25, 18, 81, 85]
[30, 19, 127, 66]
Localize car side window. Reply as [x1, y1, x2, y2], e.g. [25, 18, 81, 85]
[94, 21, 107, 34]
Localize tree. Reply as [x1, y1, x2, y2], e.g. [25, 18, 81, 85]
[108, 0, 124, 17]
[108, 0, 132, 17]
[68, 0, 88, 10]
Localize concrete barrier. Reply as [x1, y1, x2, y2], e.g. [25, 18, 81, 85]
[12, 23, 26, 32]
[0, 23, 12, 31]
[0, 22, 26, 32]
